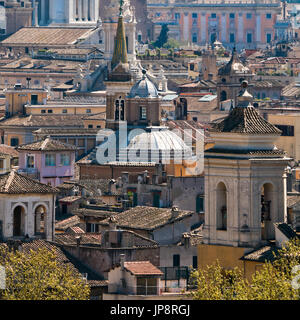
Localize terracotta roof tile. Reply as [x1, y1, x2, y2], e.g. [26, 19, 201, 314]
[54, 233, 102, 246]
[1, 27, 95, 46]
[99, 206, 194, 231]
[0, 144, 19, 157]
[17, 137, 77, 152]
[0, 171, 58, 194]
[55, 215, 81, 231]
[124, 261, 163, 276]
[210, 106, 282, 135]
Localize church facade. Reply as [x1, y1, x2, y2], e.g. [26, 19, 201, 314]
[37, 0, 100, 26]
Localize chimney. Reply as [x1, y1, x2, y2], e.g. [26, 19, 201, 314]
[109, 216, 117, 231]
[182, 233, 190, 249]
[171, 206, 180, 219]
[120, 254, 125, 270]
[75, 235, 81, 247]
[152, 174, 159, 185]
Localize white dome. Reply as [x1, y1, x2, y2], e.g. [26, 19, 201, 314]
[121, 127, 194, 164]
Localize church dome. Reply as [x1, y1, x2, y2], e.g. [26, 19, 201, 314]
[121, 127, 194, 164]
[128, 70, 159, 98]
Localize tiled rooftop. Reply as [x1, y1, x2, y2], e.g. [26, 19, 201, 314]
[0, 171, 58, 194]
[124, 261, 163, 276]
[99, 206, 194, 231]
[17, 137, 77, 152]
[1, 27, 95, 46]
[210, 106, 282, 135]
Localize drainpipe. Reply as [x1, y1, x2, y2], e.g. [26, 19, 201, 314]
[283, 168, 288, 224]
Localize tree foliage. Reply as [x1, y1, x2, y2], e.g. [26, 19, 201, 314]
[154, 24, 169, 48]
[190, 239, 300, 300]
[163, 38, 181, 49]
[0, 246, 90, 300]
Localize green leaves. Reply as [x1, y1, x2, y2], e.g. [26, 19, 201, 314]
[0, 247, 90, 300]
[190, 239, 300, 300]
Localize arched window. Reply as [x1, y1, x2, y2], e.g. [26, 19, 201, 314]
[13, 206, 25, 237]
[196, 195, 204, 213]
[261, 183, 274, 240]
[35, 205, 47, 238]
[115, 97, 125, 120]
[220, 91, 227, 102]
[216, 182, 227, 230]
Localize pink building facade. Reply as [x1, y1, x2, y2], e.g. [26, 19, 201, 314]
[148, 0, 282, 50]
[17, 138, 76, 187]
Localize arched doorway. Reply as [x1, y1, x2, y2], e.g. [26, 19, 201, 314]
[34, 205, 47, 238]
[261, 183, 275, 240]
[13, 206, 25, 237]
[216, 182, 227, 231]
[220, 90, 227, 102]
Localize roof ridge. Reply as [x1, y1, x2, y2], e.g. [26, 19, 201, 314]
[40, 138, 49, 150]
[4, 171, 15, 193]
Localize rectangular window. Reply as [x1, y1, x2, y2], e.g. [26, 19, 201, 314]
[31, 94, 38, 105]
[88, 124, 93, 128]
[60, 154, 70, 166]
[86, 109, 91, 114]
[247, 33, 252, 43]
[266, 13, 272, 19]
[140, 107, 147, 120]
[192, 33, 197, 43]
[47, 109, 53, 114]
[230, 33, 235, 43]
[45, 154, 56, 167]
[41, 110, 46, 114]
[266, 33, 272, 43]
[175, 13, 180, 20]
[193, 256, 198, 269]
[26, 155, 34, 168]
[192, 13, 198, 19]
[173, 254, 180, 267]
[62, 109, 67, 114]
[10, 138, 19, 147]
[246, 13, 252, 19]
[86, 223, 99, 233]
[190, 63, 195, 71]
[211, 13, 216, 18]
[229, 13, 235, 19]
[276, 125, 294, 137]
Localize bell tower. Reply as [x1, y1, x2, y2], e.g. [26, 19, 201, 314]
[105, 0, 133, 131]
[203, 81, 290, 248]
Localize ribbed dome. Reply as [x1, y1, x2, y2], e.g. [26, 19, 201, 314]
[128, 70, 158, 98]
[121, 127, 194, 163]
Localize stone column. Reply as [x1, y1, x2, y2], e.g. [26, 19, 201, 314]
[238, 12, 243, 43]
[183, 12, 189, 42]
[256, 13, 261, 44]
[201, 12, 206, 44]
[78, 0, 82, 21]
[83, 0, 88, 21]
[221, 13, 227, 43]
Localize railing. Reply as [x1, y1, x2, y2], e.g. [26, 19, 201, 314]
[109, 284, 159, 296]
[18, 168, 40, 180]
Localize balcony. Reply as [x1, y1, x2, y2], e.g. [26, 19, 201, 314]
[18, 168, 40, 180]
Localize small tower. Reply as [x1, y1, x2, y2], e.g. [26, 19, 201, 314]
[203, 81, 290, 248]
[201, 46, 217, 81]
[105, 0, 133, 131]
[217, 48, 254, 110]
